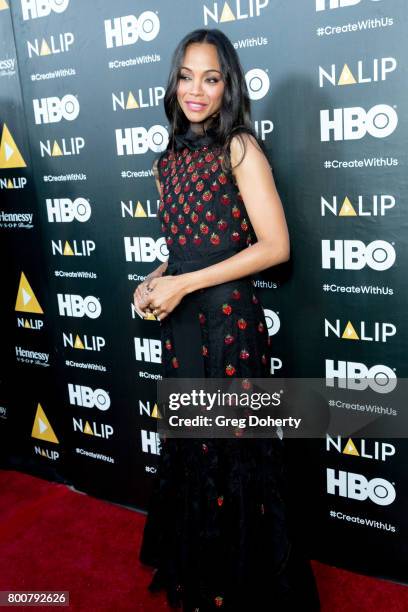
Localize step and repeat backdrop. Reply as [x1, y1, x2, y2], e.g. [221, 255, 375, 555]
[0, 0, 407, 584]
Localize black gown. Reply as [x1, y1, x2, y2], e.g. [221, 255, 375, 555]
[139, 126, 321, 611]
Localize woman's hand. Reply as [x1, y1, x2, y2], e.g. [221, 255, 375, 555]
[133, 278, 155, 318]
[133, 261, 169, 318]
[138, 275, 189, 321]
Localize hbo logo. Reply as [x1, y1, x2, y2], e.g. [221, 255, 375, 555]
[68, 384, 110, 411]
[322, 240, 396, 271]
[57, 294, 101, 319]
[22, 0, 70, 21]
[116, 125, 169, 155]
[33, 95, 80, 124]
[321, 104, 398, 141]
[104, 11, 160, 48]
[124, 236, 168, 262]
[327, 469, 396, 506]
[326, 360, 397, 393]
[46, 197, 92, 223]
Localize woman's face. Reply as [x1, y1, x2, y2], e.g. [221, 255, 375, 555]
[177, 42, 225, 127]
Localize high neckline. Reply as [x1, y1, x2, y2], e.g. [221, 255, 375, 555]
[173, 124, 220, 151]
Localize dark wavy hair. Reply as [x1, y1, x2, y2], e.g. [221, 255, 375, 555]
[162, 28, 265, 173]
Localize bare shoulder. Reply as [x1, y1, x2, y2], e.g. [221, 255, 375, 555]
[230, 131, 265, 169]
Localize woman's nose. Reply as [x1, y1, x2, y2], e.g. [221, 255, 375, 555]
[188, 79, 204, 96]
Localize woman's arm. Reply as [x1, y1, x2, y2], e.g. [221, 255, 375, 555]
[178, 133, 290, 295]
[133, 158, 168, 316]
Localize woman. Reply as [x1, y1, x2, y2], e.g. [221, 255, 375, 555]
[134, 28, 320, 611]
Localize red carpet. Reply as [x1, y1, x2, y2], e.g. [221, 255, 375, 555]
[0, 469, 407, 611]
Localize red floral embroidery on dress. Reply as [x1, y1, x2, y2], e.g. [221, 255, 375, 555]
[237, 318, 247, 330]
[156, 141, 256, 254]
[224, 334, 235, 345]
[232, 205, 241, 218]
[222, 304, 232, 315]
[239, 349, 250, 360]
[171, 357, 179, 368]
[225, 364, 236, 376]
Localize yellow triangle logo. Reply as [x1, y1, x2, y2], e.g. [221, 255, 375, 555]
[343, 437, 359, 456]
[7, 178, 13, 188]
[74, 334, 85, 349]
[126, 92, 139, 109]
[151, 403, 162, 419]
[24, 319, 31, 328]
[338, 64, 357, 86]
[84, 421, 94, 435]
[32, 403, 59, 443]
[0, 123, 26, 168]
[220, 2, 235, 21]
[40, 39, 52, 56]
[0, 0, 9, 11]
[52, 141, 63, 156]
[339, 196, 357, 216]
[63, 240, 74, 255]
[342, 321, 359, 340]
[135, 200, 147, 217]
[15, 271, 43, 314]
